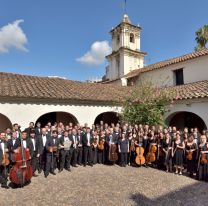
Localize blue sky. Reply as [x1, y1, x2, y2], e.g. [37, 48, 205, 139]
[0, 0, 207, 81]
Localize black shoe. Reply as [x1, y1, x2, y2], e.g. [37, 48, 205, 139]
[66, 168, 71, 172]
[73, 165, 78, 168]
[1, 184, 9, 189]
[59, 168, 63, 173]
[44, 173, 48, 178]
[33, 173, 38, 177]
[50, 171, 56, 175]
[89, 164, 93, 167]
[83, 165, 86, 167]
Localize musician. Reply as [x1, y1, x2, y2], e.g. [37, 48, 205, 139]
[7, 131, 19, 162]
[35, 122, 42, 136]
[82, 127, 93, 167]
[185, 134, 198, 177]
[5, 128, 12, 140]
[98, 130, 105, 164]
[59, 130, 72, 172]
[0, 132, 9, 189]
[25, 122, 35, 137]
[13, 123, 21, 138]
[162, 133, 173, 173]
[92, 131, 99, 165]
[37, 128, 50, 174]
[173, 133, 185, 175]
[77, 128, 83, 165]
[70, 129, 78, 167]
[44, 130, 60, 177]
[197, 135, 208, 181]
[118, 133, 129, 167]
[29, 130, 40, 177]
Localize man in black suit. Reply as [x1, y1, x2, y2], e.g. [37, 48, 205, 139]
[29, 130, 40, 176]
[77, 128, 83, 165]
[70, 129, 78, 167]
[7, 131, 19, 163]
[44, 130, 60, 178]
[59, 130, 72, 172]
[35, 122, 42, 136]
[37, 128, 50, 174]
[82, 127, 93, 167]
[25, 122, 35, 137]
[0, 132, 9, 189]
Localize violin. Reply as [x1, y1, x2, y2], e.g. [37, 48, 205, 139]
[130, 140, 136, 152]
[2, 142, 10, 166]
[48, 146, 58, 153]
[98, 139, 105, 150]
[186, 150, 193, 161]
[200, 153, 208, 164]
[9, 136, 33, 186]
[135, 146, 145, 165]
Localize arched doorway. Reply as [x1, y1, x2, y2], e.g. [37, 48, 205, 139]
[94, 112, 121, 125]
[36, 112, 78, 127]
[0, 113, 12, 132]
[166, 112, 206, 132]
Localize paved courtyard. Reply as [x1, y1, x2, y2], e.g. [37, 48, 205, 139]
[0, 165, 207, 206]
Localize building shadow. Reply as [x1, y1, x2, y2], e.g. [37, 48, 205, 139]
[130, 181, 208, 206]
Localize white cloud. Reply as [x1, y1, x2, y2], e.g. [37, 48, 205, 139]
[76, 41, 112, 66]
[0, 19, 28, 54]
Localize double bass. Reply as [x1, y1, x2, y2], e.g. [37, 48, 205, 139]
[9, 136, 33, 186]
[146, 144, 157, 163]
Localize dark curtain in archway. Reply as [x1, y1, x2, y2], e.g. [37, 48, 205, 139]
[36, 112, 78, 127]
[94, 112, 120, 125]
[169, 112, 206, 132]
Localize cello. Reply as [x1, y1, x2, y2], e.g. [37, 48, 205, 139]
[135, 146, 145, 165]
[9, 133, 33, 186]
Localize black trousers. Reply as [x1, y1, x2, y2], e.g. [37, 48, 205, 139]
[83, 146, 92, 166]
[60, 149, 72, 170]
[120, 153, 128, 166]
[0, 165, 8, 186]
[31, 152, 38, 173]
[39, 149, 46, 171]
[77, 147, 83, 165]
[92, 147, 98, 164]
[45, 153, 57, 175]
[71, 148, 78, 166]
[98, 149, 105, 164]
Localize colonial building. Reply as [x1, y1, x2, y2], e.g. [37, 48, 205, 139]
[0, 14, 207, 132]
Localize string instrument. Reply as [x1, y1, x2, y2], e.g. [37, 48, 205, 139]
[200, 153, 208, 164]
[130, 140, 136, 152]
[48, 146, 58, 153]
[92, 137, 98, 149]
[9, 137, 33, 186]
[2, 142, 10, 166]
[108, 144, 118, 162]
[146, 144, 157, 163]
[98, 138, 105, 150]
[186, 150, 193, 161]
[135, 146, 145, 165]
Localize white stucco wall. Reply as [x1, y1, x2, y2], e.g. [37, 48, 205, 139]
[0, 102, 122, 130]
[164, 100, 208, 128]
[137, 55, 208, 88]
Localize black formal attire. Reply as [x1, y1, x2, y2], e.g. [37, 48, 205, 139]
[77, 134, 83, 165]
[98, 135, 105, 164]
[173, 141, 184, 167]
[35, 127, 42, 136]
[70, 135, 78, 166]
[45, 137, 60, 176]
[59, 136, 72, 170]
[162, 140, 173, 172]
[185, 142, 197, 175]
[118, 138, 129, 166]
[7, 138, 19, 163]
[30, 136, 40, 174]
[82, 133, 93, 166]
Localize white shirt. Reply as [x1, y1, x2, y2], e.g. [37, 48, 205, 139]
[22, 140, 27, 149]
[87, 133, 90, 145]
[42, 135, 47, 147]
[64, 136, 69, 142]
[12, 139, 16, 146]
[31, 138, 36, 151]
[1, 142, 5, 154]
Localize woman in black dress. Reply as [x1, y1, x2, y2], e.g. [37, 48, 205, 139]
[163, 133, 173, 173]
[173, 133, 185, 175]
[185, 134, 198, 177]
[197, 135, 208, 181]
[97, 130, 105, 164]
[118, 133, 129, 167]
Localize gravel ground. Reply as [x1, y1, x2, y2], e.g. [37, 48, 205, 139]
[0, 165, 207, 206]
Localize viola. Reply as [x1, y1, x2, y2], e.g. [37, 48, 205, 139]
[108, 144, 118, 162]
[135, 146, 145, 165]
[9, 137, 33, 186]
[98, 139, 105, 150]
[201, 153, 208, 164]
[186, 150, 193, 161]
[2, 142, 10, 166]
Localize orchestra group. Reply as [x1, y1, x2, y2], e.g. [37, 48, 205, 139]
[0, 121, 208, 189]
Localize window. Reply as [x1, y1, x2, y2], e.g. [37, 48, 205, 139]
[174, 69, 184, 85]
[130, 33, 134, 43]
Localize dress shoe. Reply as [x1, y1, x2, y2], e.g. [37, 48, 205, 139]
[66, 168, 71, 172]
[59, 168, 63, 173]
[44, 173, 48, 178]
[1, 185, 9, 189]
[33, 173, 38, 177]
[50, 171, 56, 175]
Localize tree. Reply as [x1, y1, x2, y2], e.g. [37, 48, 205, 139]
[121, 81, 175, 126]
[195, 25, 208, 51]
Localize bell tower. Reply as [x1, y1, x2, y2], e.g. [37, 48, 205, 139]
[106, 14, 147, 81]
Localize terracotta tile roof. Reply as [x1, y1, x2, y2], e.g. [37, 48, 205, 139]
[0, 72, 207, 104]
[169, 80, 208, 101]
[124, 48, 208, 79]
[0, 72, 130, 104]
